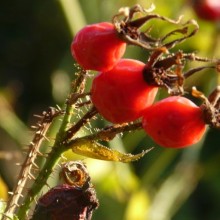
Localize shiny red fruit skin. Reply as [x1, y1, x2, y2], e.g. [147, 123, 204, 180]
[91, 59, 158, 124]
[71, 22, 126, 72]
[142, 96, 206, 148]
[193, 0, 220, 21]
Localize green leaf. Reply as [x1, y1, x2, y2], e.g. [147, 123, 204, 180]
[71, 138, 153, 162]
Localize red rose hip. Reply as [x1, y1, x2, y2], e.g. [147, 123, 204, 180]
[193, 0, 220, 21]
[91, 59, 158, 124]
[71, 22, 126, 71]
[142, 96, 206, 148]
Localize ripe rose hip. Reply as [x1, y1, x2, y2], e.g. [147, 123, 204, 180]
[71, 22, 126, 71]
[193, 0, 220, 21]
[142, 96, 206, 148]
[91, 59, 158, 124]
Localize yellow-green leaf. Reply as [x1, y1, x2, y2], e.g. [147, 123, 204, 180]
[71, 138, 153, 162]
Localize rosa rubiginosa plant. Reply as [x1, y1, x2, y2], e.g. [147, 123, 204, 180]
[1, 4, 220, 220]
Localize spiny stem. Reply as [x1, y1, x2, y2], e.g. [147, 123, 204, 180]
[64, 106, 98, 141]
[67, 122, 143, 146]
[17, 146, 66, 219]
[55, 68, 87, 143]
[16, 67, 88, 219]
[3, 107, 62, 219]
[17, 118, 143, 219]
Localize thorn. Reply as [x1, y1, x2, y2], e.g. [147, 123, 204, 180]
[33, 114, 43, 119]
[15, 163, 21, 166]
[36, 123, 43, 128]
[34, 197, 38, 204]
[35, 130, 42, 135]
[45, 182, 51, 190]
[42, 134, 50, 142]
[61, 154, 67, 160]
[30, 149, 44, 157]
[56, 104, 62, 111]
[28, 171, 36, 180]
[28, 151, 33, 158]
[56, 163, 62, 169]
[19, 193, 24, 198]
[31, 161, 40, 169]
[17, 179, 23, 186]
[29, 141, 35, 146]
[31, 125, 38, 129]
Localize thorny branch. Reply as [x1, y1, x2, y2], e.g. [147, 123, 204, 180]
[67, 122, 143, 146]
[3, 4, 220, 220]
[3, 107, 63, 219]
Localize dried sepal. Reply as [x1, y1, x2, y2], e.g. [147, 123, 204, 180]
[143, 49, 219, 95]
[60, 161, 89, 187]
[112, 5, 219, 96]
[192, 86, 220, 128]
[113, 4, 199, 50]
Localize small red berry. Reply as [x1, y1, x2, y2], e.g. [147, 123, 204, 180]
[142, 96, 206, 148]
[91, 59, 158, 124]
[192, 0, 220, 21]
[71, 22, 126, 71]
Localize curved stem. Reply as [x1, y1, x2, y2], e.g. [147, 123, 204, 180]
[16, 68, 88, 219]
[67, 122, 143, 147]
[16, 146, 65, 219]
[64, 106, 98, 141]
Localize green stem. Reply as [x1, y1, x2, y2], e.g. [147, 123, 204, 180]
[16, 69, 87, 219]
[56, 69, 87, 141]
[67, 122, 143, 146]
[17, 119, 142, 218]
[16, 146, 65, 219]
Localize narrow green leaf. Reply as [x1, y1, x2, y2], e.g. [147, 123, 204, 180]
[71, 139, 153, 162]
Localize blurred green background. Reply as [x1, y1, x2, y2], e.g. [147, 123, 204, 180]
[1, 0, 220, 219]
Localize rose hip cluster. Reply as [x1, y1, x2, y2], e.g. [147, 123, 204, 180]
[71, 5, 220, 149]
